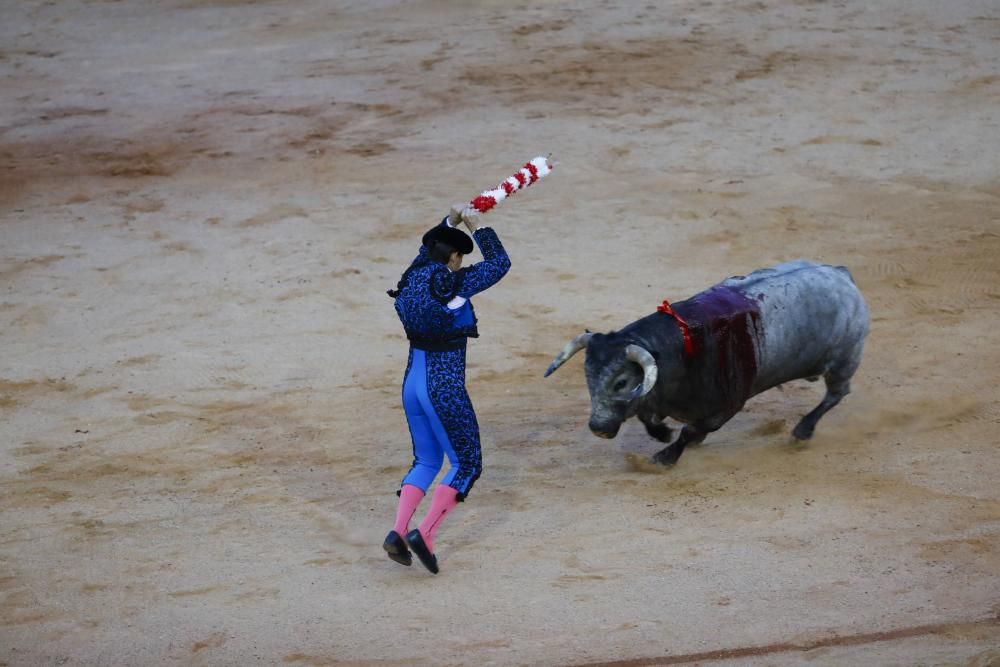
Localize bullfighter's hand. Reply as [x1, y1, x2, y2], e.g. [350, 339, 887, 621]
[447, 204, 465, 227]
[460, 206, 480, 233]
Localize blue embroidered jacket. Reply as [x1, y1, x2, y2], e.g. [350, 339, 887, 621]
[393, 219, 511, 351]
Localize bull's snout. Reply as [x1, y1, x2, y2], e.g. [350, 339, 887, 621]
[589, 421, 620, 439]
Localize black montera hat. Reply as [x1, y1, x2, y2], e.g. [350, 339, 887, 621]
[422, 224, 473, 255]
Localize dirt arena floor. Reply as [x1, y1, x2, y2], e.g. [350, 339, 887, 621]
[2, 1, 999, 665]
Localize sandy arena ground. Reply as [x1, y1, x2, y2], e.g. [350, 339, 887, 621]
[2, 1, 1000, 665]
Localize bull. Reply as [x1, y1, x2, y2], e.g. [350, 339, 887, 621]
[544, 261, 869, 465]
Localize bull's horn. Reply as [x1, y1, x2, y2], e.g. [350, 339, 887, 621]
[544, 332, 593, 377]
[625, 344, 658, 397]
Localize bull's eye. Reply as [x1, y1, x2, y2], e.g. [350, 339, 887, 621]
[613, 378, 628, 391]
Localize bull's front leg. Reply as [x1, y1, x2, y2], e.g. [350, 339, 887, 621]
[651, 411, 735, 466]
[639, 412, 673, 443]
[652, 426, 706, 466]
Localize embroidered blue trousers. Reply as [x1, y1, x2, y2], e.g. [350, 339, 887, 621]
[400, 347, 482, 500]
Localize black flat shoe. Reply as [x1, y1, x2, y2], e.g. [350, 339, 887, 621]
[383, 530, 412, 566]
[406, 528, 439, 574]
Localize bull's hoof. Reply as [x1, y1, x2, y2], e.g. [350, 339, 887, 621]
[652, 450, 679, 466]
[792, 421, 815, 440]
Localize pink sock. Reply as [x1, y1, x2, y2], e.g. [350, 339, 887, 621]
[417, 485, 459, 552]
[393, 484, 425, 536]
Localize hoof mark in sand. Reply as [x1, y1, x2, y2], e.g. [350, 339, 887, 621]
[95, 150, 174, 178]
[552, 573, 608, 588]
[512, 20, 570, 37]
[345, 141, 393, 157]
[801, 135, 883, 146]
[239, 203, 309, 227]
[0, 255, 64, 282]
[192, 632, 227, 653]
[168, 585, 223, 598]
[283, 653, 368, 666]
[38, 107, 108, 121]
[118, 354, 161, 367]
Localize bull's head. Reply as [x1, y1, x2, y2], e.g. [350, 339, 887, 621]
[544, 332, 658, 439]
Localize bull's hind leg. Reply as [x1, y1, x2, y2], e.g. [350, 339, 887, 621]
[793, 332, 864, 440]
[792, 374, 851, 440]
[652, 426, 706, 466]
